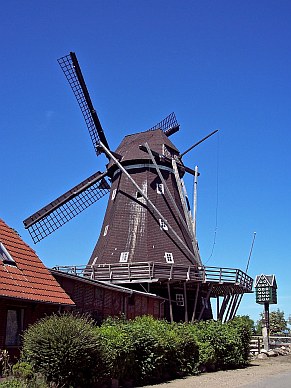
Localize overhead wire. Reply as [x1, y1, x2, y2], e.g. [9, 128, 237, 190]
[205, 131, 220, 264]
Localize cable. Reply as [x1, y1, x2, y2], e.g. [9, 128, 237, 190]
[205, 131, 220, 264]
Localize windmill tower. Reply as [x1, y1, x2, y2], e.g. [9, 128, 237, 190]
[24, 52, 253, 323]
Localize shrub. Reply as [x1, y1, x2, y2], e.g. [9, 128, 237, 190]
[21, 313, 106, 387]
[98, 317, 134, 382]
[188, 317, 251, 370]
[99, 316, 199, 385]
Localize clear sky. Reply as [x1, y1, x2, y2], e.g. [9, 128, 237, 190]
[1, 0, 290, 323]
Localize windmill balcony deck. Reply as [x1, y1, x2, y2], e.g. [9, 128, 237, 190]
[52, 262, 253, 294]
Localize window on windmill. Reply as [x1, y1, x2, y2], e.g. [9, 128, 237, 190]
[111, 189, 117, 201]
[120, 251, 129, 263]
[164, 252, 174, 264]
[159, 219, 168, 231]
[136, 191, 143, 199]
[156, 183, 164, 194]
[103, 225, 109, 236]
[0, 242, 17, 266]
[176, 294, 184, 306]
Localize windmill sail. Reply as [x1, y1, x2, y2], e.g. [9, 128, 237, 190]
[58, 52, 109, 155]
[148, 112, 180, 136]
[24, 171, 110, 243]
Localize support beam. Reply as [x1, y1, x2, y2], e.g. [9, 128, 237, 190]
[172, 159, 202, 266]
[183, 282, 188, 323]
[232, 294, 244, 318]
[224, 294, 236, 323]
[198, 284, 213, 321]
[218, 293, 231, 321]
[228, 294, 240, 321]
[167, 282, 174, 323]
[144, 143, 194, 242]
[216, 296, 220, 321]
[191, 283, 200, 323]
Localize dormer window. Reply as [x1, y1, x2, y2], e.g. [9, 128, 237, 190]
[159, 219, 168, 231]
[0, 243, 16, 266]
[120, 251, 129, 263]
[156, 183, 164, 194]
[164, 252, 174, 264]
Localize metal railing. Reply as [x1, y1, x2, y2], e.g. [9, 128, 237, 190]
[52, 262, 253, 291]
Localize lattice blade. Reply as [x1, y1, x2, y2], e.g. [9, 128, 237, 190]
[148, 112, 180, 136]
[23, 171, 110, 243]
[57, 52, 109, 155]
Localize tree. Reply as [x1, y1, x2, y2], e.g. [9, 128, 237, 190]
[255, 309, 288, 335]
[269, 309, 288, 335]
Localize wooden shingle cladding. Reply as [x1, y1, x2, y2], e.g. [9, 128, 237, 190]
[89, 129, 195, 271]
[51, 270, 165, 321]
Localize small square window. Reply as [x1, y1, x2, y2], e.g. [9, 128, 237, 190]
[156, 183, 164, 194]
[164, 252, 174, 264]
[176, 294, 184, 306]
[111, 189, 117, 200]
[159, 219, 168, 231]
[103, 225, 109, 236]
[120, 251, 129, 263]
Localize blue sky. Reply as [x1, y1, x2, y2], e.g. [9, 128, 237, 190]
[1, 0, 290, 323]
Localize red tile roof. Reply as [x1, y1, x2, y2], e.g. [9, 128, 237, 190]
[0, 219, 74, 305]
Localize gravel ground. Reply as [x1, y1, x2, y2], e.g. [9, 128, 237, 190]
[143, 355, 291, 388]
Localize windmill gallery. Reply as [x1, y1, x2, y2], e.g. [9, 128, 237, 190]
[20, 52, 253, 324]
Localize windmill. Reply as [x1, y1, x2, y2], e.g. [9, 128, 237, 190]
[23, 52, 253, 323]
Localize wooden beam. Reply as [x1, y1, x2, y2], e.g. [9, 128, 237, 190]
[198, 284, 213, 321]
[191, 283, 200, 323]
[218, 293, 230, 321]
[167, 282, 174, 323]
[183, 282, 188, 323]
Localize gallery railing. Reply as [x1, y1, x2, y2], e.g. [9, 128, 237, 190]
[53, 262, 253, 291]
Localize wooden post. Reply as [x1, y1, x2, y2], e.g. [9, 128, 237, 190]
[198, 284, 213, 321]
[216, 296, 220, 321]
[262, 302, 270, 351]
[183, 282, 188, 323]
[167, 282, 174, 323]
[218, 293, 230, 321]
[191, 283, 200, 323]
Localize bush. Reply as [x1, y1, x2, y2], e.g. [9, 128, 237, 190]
[21, 313, 106, 387]
[188, 317, 251, 370]
[99, 316, 199, 385]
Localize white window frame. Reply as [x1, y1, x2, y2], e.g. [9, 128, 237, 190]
[176, 294, 184, 306]
[164, 252, 174, 264]
[0, 242, 16, 266]
[103, 225, 109, 236]
[159, 219, 168, 231]
[120, 251, 129, 263]
[111, 189, 117, 200]
[156, 183, 164, 194]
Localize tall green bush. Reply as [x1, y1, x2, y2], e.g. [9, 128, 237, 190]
[21, 313, 106, 387]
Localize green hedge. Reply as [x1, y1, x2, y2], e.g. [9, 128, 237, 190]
[13, 314, 252, 387]
[21, 313, 106, 387]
